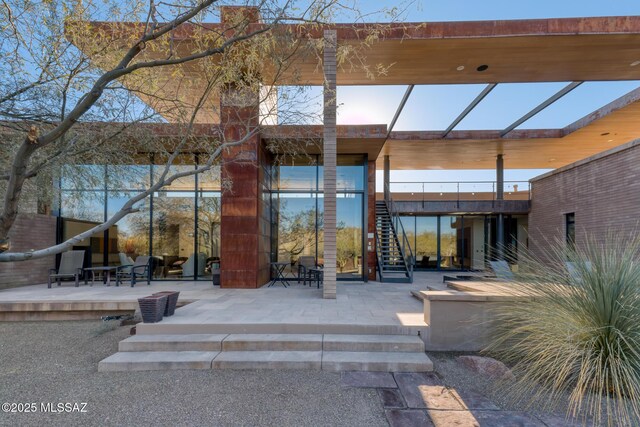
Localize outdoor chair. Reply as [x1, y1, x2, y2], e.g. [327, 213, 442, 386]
[116, 255, 151, 287]
[488, 260, 514, 281]
[297, 256, 317, 285]
[119, 252, 134, 267]
[48, 250, 85, 288]
[182, 252, 206, 277]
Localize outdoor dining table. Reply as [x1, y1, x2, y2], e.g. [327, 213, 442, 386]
[268, 262, 291, 287]
[84, 266, 120, 286]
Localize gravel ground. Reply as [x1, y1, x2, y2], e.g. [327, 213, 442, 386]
[429, 352, 608, 426]
[0, 321, 387, 427]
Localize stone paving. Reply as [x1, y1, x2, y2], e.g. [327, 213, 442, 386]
[341, 371, 583, 427]
[0, 271, 452, 331]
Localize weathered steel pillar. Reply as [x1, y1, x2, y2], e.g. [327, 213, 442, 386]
[383, 155, 390, 201]
[322, 30, 337, 299]
[496, 154, 505, 260]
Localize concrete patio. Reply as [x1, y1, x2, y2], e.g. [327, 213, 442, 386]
[0, 272, 452, 329]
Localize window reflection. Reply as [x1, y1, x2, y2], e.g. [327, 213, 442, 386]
[337, 194, 363, 279]
[107, 191, 149, 265]
[197, 191, 221, 277]
[274, 193, 318, 274]
[416, 217, 438, 269]
[271, 155, 365, 280]
[152, 192, 196, 278]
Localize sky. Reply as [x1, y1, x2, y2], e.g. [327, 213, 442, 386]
[318, 0, 640, 185]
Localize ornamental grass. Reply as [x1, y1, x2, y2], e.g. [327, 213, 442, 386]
[486, 231, 640, 426]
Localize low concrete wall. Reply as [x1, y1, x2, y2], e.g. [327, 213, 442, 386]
[421, 290, 519, 352]
[0, 213, 57, 289]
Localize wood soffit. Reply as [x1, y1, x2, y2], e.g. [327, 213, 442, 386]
[67, 16, 640, 169]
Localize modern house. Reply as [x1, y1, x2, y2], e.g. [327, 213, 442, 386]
[2, 9, 640, 297]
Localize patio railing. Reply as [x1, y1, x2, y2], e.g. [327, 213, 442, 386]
[385, 181, 530, 204]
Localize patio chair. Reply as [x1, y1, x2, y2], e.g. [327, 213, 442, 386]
[116, 255, 151, 287]
[297, 256, 317, 285]
[48, 250, 85, 288]
[182, 253, 206, 277]
[119, 252, 134, 267]
[488, 260, 514, 281]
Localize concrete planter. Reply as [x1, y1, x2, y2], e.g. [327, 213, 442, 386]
[138, 295, 168, 323]
[152, 291, 180, 316]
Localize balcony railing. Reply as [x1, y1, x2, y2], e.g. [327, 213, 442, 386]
[383, 181, 531, 204]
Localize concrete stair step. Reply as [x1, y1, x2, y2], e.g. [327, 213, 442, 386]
[222, 334, 323, 351]
[321, 351, 433, 372]
[323, 334, 425, 352]
[119, 334, 227, 352]
[98, 351, 218, 372]
[212, 351, 322, 370]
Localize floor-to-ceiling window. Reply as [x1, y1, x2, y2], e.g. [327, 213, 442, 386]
[415, 216, 438, 269]
[58, 155, 221, 280]
[440, 216, 462, 269]
[271, 154, 366, 281]
[398, 214, 528, 271]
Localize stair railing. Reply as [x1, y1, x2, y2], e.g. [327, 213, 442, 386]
[373, 228, 384, 281]
[383, 183, 414, 282]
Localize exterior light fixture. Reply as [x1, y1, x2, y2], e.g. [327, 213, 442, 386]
[456, 65, 465, 71]
[476, 64, 489, 72]
[631, 60, 640, 67]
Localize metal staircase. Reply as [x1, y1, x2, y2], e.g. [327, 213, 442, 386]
[375, 200, 413, 283]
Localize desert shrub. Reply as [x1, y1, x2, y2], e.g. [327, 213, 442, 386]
[486, 232, 640, 426]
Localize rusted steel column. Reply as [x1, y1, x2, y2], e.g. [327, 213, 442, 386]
[323, 30, 337, 299]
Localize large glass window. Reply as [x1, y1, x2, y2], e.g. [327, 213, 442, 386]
[274, 193, 318, 274]
[152, 192, 196, 278]
[397, 215, 527, 272]
[462, 216, 487, 270]
[271, 155, 366, 281]
[58, 155, 222, 280]
[337, 194, 363, 279]
[197, 191, 221, 277]
[440, 216, 463, 269]
[415, 217, 438, 269]
[107, 191, 150, 265]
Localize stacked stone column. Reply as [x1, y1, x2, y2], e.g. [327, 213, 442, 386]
[322, 30, 337, 299]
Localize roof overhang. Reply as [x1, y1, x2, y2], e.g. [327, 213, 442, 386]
[378, 86, 640, 169]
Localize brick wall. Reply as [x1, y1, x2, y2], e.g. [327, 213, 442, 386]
[0, 214, 57, 289]
[529, 139, 640, 258]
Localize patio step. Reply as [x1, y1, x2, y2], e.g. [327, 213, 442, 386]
[98, 351, 218, 372]
[101, 332, 433, 372]
[119, 334, 227, 352]
[221, 334, 323, 351]
[322, 334, 425, 352]
[321, 351, 433, 372]
[212, 351, 322, 370]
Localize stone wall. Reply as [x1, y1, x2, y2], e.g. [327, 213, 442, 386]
[529, 139, 640, 257]
[0, 214, 57, 289]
